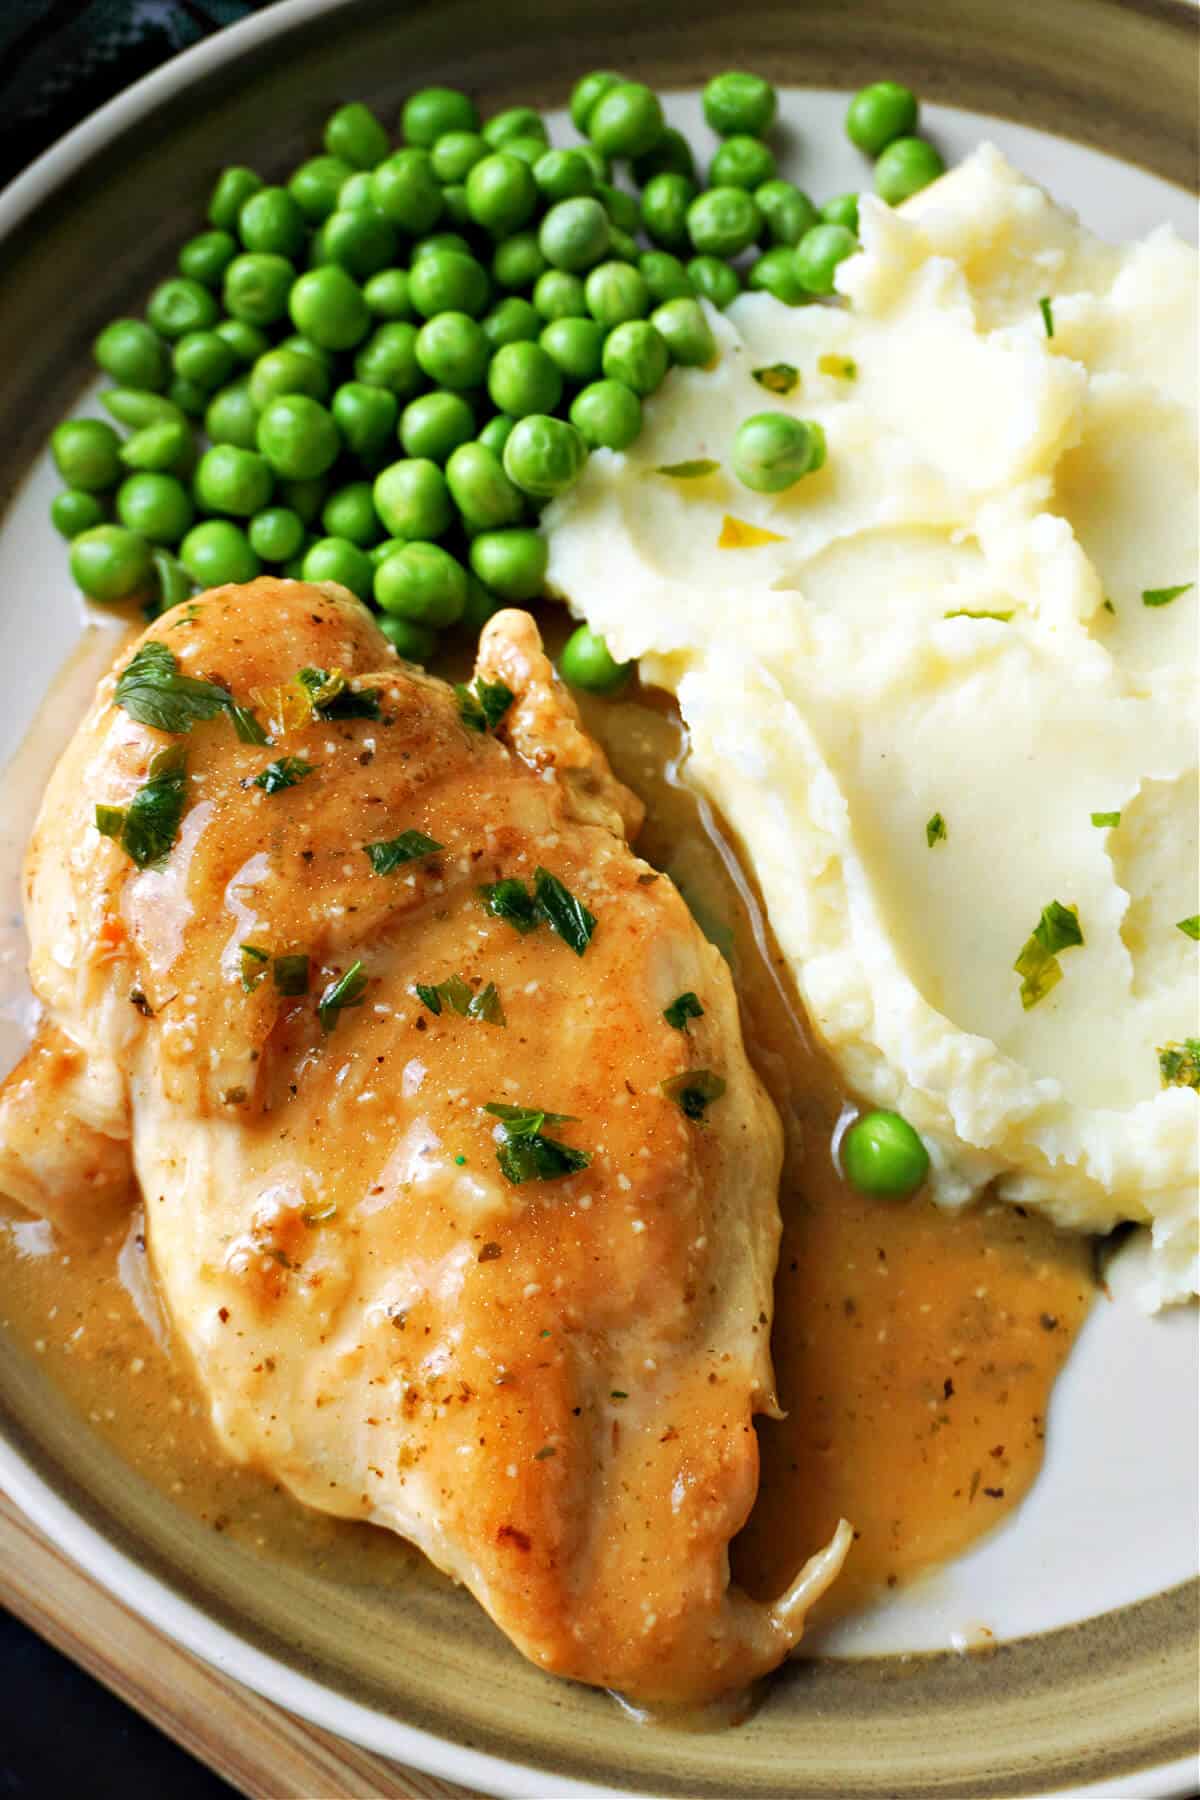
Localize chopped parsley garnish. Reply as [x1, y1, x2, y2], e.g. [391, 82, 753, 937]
[661, 1069, 727, 1120]
[1176, 916, 1200, 940]
[254, 755, 314, 794]
[1142, 583, 1193, 608]
[817, 353, 857, 379]
[656, 459, 719, 478]
[95, 745, 188, 870]
[297, 665, 381, 719]
[484, 1100, 591, 1185]
[1090, 811, 1121, 828]
[455, 675, 514, 733]
[751, 363, 799, 395]
[115, 639, 267, 742]
[533, 867, 596, 956]
[1102, 598, 1116, 614]
[415, 974, 505, 1025]
[663, 992, 704, 1032]
[479, 878, 540, 934]
[302, 1197, 337, 1225]
[1158, 1039, 1200, 1089]
[1014, 901, 1084, 1010]
[272, 953, 310, 996]
[317, 960, 368, 1031]
[1038, 296, 1055, 337]
[364, 830, 443, 873]
[943, 609, 1014, 623]
[239, 943, 270, 992]
[926, 812, 947, 848]
[468, 981, 506, 1025]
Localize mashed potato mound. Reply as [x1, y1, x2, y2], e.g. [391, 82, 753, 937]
[546, 146, 1199, 1307]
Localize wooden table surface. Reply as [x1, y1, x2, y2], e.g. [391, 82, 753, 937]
[0, 1488, 489, 1800]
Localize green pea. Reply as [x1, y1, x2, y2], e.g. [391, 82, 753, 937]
[607, 227, 639, 265]
[116, 417, 191, 477]
[321, 481, 381, 546]
[93, 319, 169, 390]
[846, 81, 919, 156]
[281, 542, 314, 580]
[289, 156, 355, 226]
[177, 229, 238, 290]
[172, 329, 236, 392]
[414, 312, 490, 390]
[597, 183, 640, 235]
[363, 268, 413, 320]
[319, 208, 400, 279]
[702, 71, 777, 137]
[875, 136, 946, 205]
[533, 269, 588, 320]
[400, 390, 476, 463]
[732, 412, 826, 493]
[248, 506, 306, 562]
[569, 378, 642, 451]
[277, 475, 329, 525]
[559, 624, 631, 693]
[331, 381, 398, 467]
[195, 444, 274, 516]
[287, 266, 370, 350]
[575, 144, 610, 184]
[482, 295, 541, 348]
[581, 263, 644, 331]
[468, 528, 547, 601]
[402, 86, 479, 146]
[167, 376, 208, 418]
[460, 572, 503, 633]
[248, 346, 329, 410]
[70, 524, 154, 603]
[487, 340, 562, 417]
[841, 1108, 929, 1197]
[146, 277, 219, 340]
[821, 192, 861, 234]
[638, 250, 694, 303]
[256, 395, 341, 480]
[533, 148, 596, 204]
[339, 170, 375, 210]
[374, 458, 453, 539]
[539, 197, 610, 273]
[302, 535, 376, 600]
[370, 149, 445, 233]
[464, 152, 538, 236]
[569, 71, 623, 134]
[709, 135, 776, 191]
[369, 536, 406, 567]
[477, 414, 515, 457]
[151, 548, 194, 613]
[587, 82, 664, 160]
[503, 415, 587, 499]
[443, 440, 525, 532]
[431, 129, 487, 183]
[374, 541, 467, 624]
[50, 490, 107, 539]
[500, 135, 549, 170]
[410, 250, 491, 318]
[491, 232, 546, 293]
[325, 101, 391, 170]
[214, 318, 270, 365]
[687, 187, 762, 258]
[208, 166, 262, 231]
[441, 184, 473, 230]
[51, 419, 123, 492]
[650, 296, 715, 366]
[238, 186, 307, 258]
[755, 179, 819, 248]
[205, 380, 261, 450]
[482, 106, 546, 149]
[223, 252, 295, 326]
[412, 231, 475, 262]
[601, 320, 669, 396]
[539, 316, 605, 383]
[379, 613, 438, 659]
[631, 128, 696, 186]
[687, 256, 741, 309]
[748, 246, 809, 305]
[639, 172, 697, 252]
[115, 471, 193, 545]
[793, 222, 858, 295]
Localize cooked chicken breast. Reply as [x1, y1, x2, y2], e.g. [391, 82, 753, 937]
[0, 579, 848, 1706]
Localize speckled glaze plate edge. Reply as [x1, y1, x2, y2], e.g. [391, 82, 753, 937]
[0, 3, 1197, 1796]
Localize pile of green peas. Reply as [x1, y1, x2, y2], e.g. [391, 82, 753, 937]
[49, 73, 943, 688]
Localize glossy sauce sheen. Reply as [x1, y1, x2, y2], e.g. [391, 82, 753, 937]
[0, 616, 1092, 1637]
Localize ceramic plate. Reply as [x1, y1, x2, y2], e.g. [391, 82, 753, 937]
[0, 2, 1197, 1794]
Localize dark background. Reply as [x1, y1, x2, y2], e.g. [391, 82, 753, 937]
[1, 7, 261, 1792]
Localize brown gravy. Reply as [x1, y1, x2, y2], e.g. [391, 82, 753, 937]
[0, 618, 1093, 1633]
